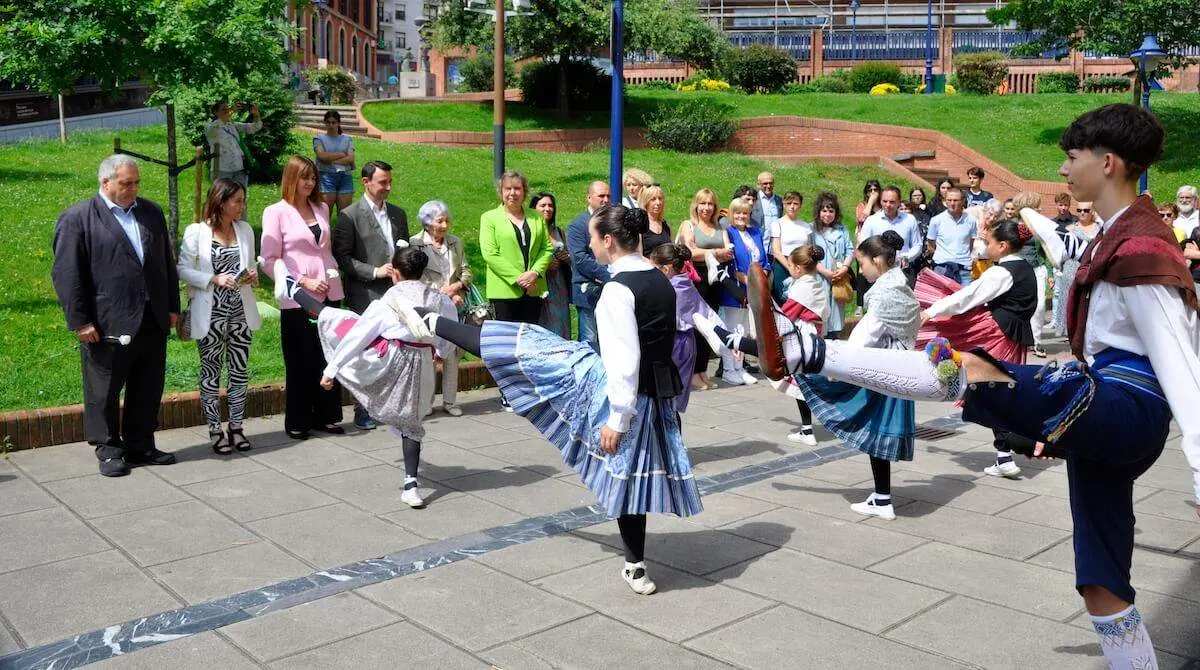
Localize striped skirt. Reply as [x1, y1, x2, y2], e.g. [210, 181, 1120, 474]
[789, 374, 915, 462]
[914, 269, 1027, 365]
[480, 321, 703, 518]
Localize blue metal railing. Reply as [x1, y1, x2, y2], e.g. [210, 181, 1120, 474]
[824, 30, 937, 61]
[728, 31, 812, 60]
[951, 29, 1068, 59]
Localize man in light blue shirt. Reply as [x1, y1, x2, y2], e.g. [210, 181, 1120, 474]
[98, 189, 144, 264]
[925, 188, 977, 285]
[751, 171, 782, 248]
[859, 186, 923, 273]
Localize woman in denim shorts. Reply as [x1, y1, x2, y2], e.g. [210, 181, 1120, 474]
[313, 110, 355, 216]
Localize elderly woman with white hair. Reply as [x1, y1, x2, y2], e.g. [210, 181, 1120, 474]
[410, 200, 473, 416]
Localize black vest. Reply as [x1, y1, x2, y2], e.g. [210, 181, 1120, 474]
[988, 259, 1037, 346]
[609, 268, 682, 399]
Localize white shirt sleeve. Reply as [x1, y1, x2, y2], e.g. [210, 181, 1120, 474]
[322, 305, 391, 379]
[595, 281, 640, 433]
[848, 312, 889, 347]
[1020, 208, 1069, 270]
[1125, 284, 1200, 503]
[904, 219, 923, 262]
[925, 264, 1014, 318]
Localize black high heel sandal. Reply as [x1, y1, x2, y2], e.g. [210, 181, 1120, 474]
[211, 429, 233, 455]
[228, 426, 252, 452]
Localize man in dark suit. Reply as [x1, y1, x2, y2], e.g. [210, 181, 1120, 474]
[332, 160, 409, 430]
[52, 155, 181, 477]
[566, 181, 611, 351]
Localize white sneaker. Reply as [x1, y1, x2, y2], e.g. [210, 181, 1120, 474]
[622, 561, 657, 595]
[400, 486, 426, 508]
[721, 371, 748, 386]
[738, 369, 758, 385]
[787, 428, 817, 445]
[984, 461, 1022, 479]
[850, 496, 896, 520]
[443, 403, 463, 417]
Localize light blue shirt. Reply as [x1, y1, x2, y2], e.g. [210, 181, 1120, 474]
[98, 190, 143, 264]
[758, 191, 780, 247]
[859, 210, 923, 262]
[926, 210, 978, 266]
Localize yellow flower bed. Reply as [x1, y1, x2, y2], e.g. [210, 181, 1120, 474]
[677, 78, 732, 93]
[870, 83, 901, 96]
[914, 83, 958, 94]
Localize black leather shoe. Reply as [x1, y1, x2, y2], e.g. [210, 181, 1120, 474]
[99, 457, 131, 477]
[127, 448, 177, 466]
[286, 429, 311, 440]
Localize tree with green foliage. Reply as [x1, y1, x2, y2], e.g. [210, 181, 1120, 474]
[989, 0, 1200, 69]
[0, 0, 294, 242]
[431, 0, 724, 115]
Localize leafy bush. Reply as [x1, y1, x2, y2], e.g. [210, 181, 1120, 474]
[456, 50, 517, 93]
[176, 70, 298, 184]
[847, 61, 903, 93]
[644, 98, 736, 153]
[634, 80, 678, 91]
[806, 73, 851, 93]
[1083, 75, 1131, 92]
[896, 72, 922, 93]
[519, 59, 612, 111]
[869, 83, 900, 96]
[953, 52, 1009, 94]
[1036, 72, 1080, 94]
[721, 44, 797, 93]
[304, 66, 358, 105]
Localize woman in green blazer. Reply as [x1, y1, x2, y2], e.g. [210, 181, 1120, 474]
[480, 170, 554, 324]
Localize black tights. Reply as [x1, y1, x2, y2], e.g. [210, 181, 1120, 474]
[795, 399, 812, 426]
[869, 456, 891, 496]
[617, 514, 647, 563]
[402, 436, 421, 481]
[713, 325, 759, 357]
[293, 289, 326, 318]
[412, 308, 483, 357]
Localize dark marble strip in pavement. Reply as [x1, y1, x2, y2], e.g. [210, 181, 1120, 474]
[0, 414, 965, 670]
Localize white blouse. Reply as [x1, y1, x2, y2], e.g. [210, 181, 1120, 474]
[322, 283, 457, 379]
[595, 254, 656, 433]
[771, 217, 813, 257]
[924, 255, 1022, 319]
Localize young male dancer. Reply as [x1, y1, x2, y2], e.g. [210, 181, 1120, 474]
[749, 103, 1199, 669]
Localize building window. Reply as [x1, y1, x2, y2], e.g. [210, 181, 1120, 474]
[311, 14, 318, 55]
[397, 33, 407, 49]
[395, 8, 406, 21]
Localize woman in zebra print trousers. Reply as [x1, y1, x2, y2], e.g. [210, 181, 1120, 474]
[178, 179, 263, 453]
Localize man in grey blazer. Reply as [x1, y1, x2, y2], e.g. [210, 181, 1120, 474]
[51, 154, 181, 477]
[332, 160, 410, 430]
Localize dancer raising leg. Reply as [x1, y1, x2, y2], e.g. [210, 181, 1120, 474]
[420, 206, 702, 596]
[276, 245, 458, 509]
[747, 104, 1200, 670]
[695, 231, 919, 520]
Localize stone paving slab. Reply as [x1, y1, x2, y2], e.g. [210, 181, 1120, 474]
[1, 383, 1197, 669]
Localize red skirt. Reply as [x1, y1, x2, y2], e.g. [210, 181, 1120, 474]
[914, 269, 1027, 365]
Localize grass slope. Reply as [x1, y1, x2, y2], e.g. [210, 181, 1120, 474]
[1, 127, 905, 411]
[363, 90, 1200, 192]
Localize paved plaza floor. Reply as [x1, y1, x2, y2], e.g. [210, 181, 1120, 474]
[1, 368, 1198, 669]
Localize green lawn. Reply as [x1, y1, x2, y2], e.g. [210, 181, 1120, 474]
[1, 126, 906, 412]
[363, 90, 1200, 193]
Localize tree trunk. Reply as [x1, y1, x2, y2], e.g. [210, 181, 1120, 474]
[556, 54, 571, 118]
[165, 103, 180, 257]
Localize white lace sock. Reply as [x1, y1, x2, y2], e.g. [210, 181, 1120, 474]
[819, 341, 967, 402]
[1091, 606, 1158, 670]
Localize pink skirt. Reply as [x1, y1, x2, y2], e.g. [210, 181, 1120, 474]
[914, 269, 1027, 365]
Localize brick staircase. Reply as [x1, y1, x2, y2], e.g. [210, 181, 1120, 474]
[296, 104, 380, 138]
[892, 150, 958, 188]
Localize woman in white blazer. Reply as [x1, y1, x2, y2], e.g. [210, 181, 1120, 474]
[409, 200, 473, 416]
[178, 178, 262, 454]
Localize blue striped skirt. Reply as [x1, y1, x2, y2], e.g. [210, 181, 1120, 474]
[790, 374, 916, 462]
[480, 321, 703, 518]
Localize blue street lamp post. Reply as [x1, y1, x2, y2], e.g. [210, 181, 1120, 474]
[1130, 34, 1167, 194]
[924, 0, 933, 94]
[610, 0, 625, 200]
[850, 0, 860, 64]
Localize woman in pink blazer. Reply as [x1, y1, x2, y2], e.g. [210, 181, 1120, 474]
[261, 155, 346, 439]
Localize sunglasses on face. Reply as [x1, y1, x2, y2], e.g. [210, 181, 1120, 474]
[1161, 213, 1174, 220]
[1077, 208, 1091, 214]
